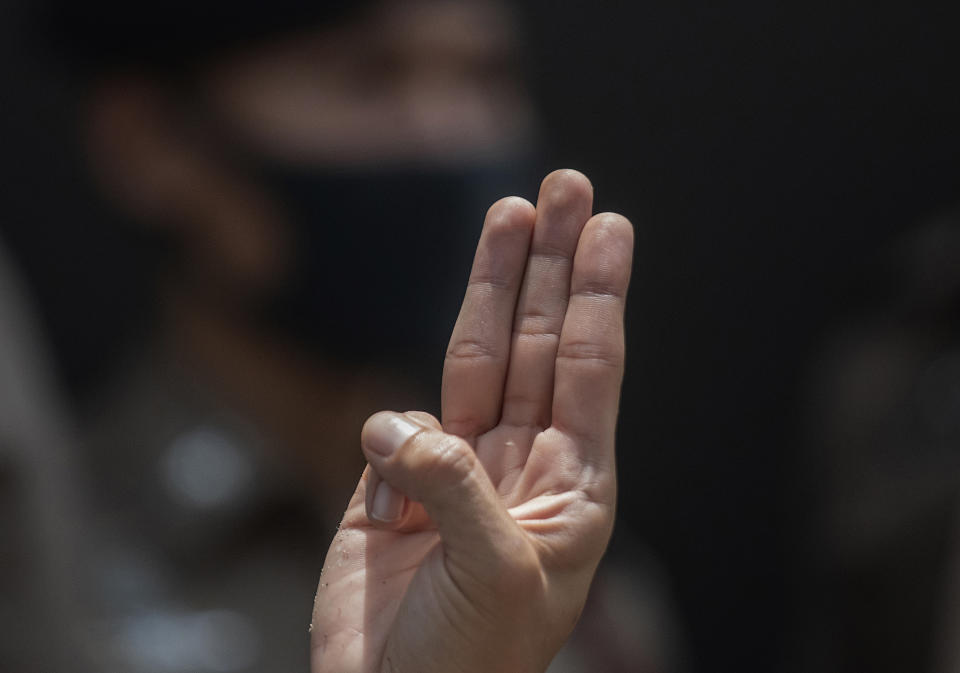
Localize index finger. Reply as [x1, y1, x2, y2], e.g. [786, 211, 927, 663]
[441, 196, 536, 439]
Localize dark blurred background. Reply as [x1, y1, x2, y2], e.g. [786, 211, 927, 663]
[2, 1, 960, 672]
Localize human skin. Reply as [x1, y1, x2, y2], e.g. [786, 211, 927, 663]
[310, 169, 634, 673]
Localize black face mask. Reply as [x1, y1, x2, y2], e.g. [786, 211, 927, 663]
[251, 161, 535, 369]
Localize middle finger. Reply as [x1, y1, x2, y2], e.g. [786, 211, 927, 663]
[500, 169, 593, 428]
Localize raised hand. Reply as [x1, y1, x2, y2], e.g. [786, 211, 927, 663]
[311, 170, 634, 673]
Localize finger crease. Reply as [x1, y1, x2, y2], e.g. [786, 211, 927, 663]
[556, 346, 623, 368]
[467, 276, 515, 291]
[446, 339, 503, 361]
[513, 327, 562, 339]
[570, 286, 626, 301]
[529, 250, 573, 265]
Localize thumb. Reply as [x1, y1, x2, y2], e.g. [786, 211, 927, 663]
[360, 411, 540, 594]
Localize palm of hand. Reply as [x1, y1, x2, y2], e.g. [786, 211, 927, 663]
[312, 171, 633, 673]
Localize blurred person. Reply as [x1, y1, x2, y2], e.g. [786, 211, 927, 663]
[7, 2, 960, 668]
[38, 2, 538, 672]
[71, 0, 536, 518]
[10, 2, 682, 672]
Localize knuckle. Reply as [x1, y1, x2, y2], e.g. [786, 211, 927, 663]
[571, 279, 624, 299]
[446, 337, 501, 363]
[410, 433, 475, 485]
[514, 315, 561, 336]
[467, 273, 512, 290]
[440, 415, 482, 438]
[556, 341, 624, 369]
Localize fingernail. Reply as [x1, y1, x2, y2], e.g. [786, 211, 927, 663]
[364, 413, 421, 457]
[371, 482, 406, 522]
